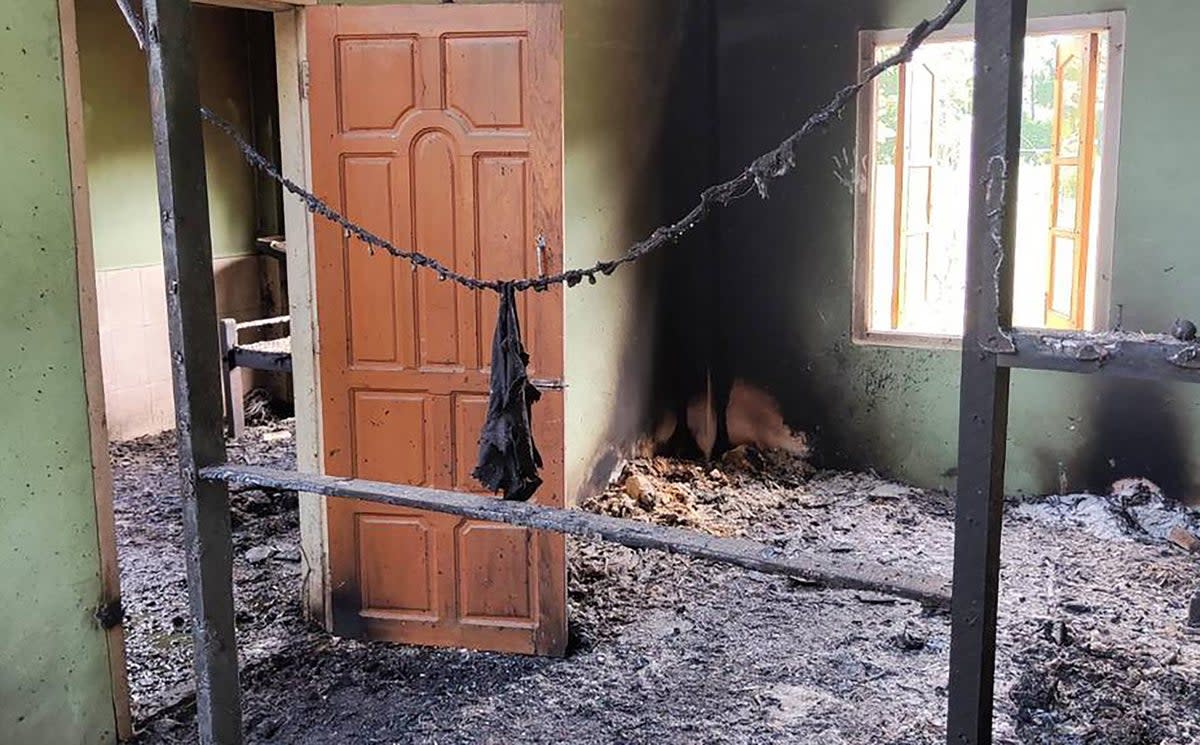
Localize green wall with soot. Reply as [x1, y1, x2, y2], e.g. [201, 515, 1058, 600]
[560, 0, 716, 498]
[714, 0, 1200, 499]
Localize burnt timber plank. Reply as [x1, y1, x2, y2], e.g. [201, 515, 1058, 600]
[998, 329, 1200, 383]
[201, 464, 953, 608]
[229, 345, 293, 373]
[142, 0, 243, 742]
[946, 1, 1028, 743]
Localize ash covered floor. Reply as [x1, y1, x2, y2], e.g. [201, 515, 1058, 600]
[114, 424, 1200, 744]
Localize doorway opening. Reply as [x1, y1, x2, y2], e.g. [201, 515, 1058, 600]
[77, 0, 296, 723]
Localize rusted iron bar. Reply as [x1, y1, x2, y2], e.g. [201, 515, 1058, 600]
[201, 464, 953, 608]
[143, 0, 243, 742]
[947, 1, 1028, 743]
[997, 329, 1200, 383]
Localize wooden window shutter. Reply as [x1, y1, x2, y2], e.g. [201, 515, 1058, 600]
[1044, 33, 1100, 330]
[892, 62, 937, 329]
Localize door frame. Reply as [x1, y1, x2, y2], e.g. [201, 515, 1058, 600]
[52, 1, 318, 731]
[273, 7, 331, 626]
[58, 0, 133, 736]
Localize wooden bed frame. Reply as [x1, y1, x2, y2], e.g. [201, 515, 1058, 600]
[218, 314, 291, 438]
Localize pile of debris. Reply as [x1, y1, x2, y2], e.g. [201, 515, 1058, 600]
[112, 417, 300, 720]
[1014, 477, 1200, 553]
[579, 444, 814, 537]
[1009, 622, 1200, 744]
[130, 418, 1200, 743]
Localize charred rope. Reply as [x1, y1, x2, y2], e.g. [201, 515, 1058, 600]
[199, 0, 966, 292]
[115, 0, 146, 50]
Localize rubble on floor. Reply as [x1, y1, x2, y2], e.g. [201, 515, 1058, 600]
[111, 417, 300, 721]
[1010, 632, 1200, 745]
[1014, 476, 1200, 547]
[578, 444, 815, 536]
[117, 428, 1200, 744]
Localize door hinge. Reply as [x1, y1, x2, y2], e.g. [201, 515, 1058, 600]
[299, 59, 310, 101]
[531, 378, 566, 392]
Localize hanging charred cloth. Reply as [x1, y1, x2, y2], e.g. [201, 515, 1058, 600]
[473, 283, 543, 501]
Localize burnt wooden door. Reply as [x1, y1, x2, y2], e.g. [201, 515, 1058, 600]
[307, 3, 566, 655]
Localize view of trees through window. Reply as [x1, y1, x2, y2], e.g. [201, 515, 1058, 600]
[865, 30, 1109, 338]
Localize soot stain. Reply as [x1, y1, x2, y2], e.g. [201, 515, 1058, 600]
[1069, 379, 1193, 501]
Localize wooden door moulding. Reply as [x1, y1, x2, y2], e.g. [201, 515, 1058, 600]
[273, 7, 330, 627]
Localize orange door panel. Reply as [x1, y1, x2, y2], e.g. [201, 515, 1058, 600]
[307, 3, 566, 655]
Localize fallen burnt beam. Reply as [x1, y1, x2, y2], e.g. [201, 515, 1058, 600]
[997, 329, 1200, 384]
[201, 464, 952, 608]
[229, 343, 292, 373]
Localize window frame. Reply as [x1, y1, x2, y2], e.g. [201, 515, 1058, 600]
[851, 11, 1126, 350]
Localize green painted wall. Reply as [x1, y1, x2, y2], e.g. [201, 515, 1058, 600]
[0, 3, 118, 743]
[77, 0, 256, 270]
[715, 0, 1200, 498]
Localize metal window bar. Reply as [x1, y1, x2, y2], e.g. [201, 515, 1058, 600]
[951, 1, 1200, 743]
[141, 0, 1200, 744]
[947, 2, 1028, 742]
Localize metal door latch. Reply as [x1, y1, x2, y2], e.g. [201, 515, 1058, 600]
[536, 234, 550, 277]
